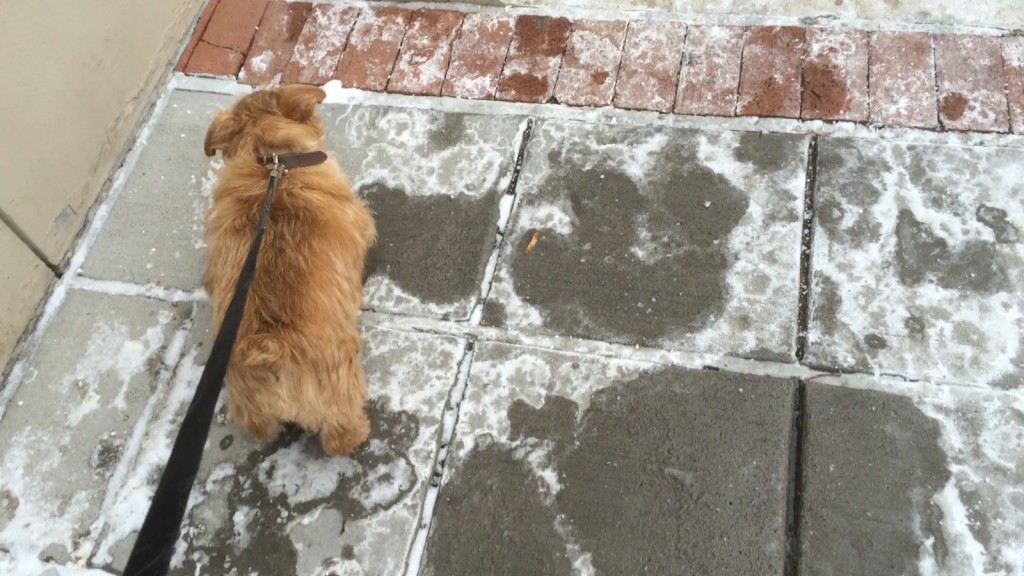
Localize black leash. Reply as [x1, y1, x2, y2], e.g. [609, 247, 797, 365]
[123, 151, 326, 576]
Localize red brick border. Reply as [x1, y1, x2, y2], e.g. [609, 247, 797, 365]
[176, 2, 1024, 134]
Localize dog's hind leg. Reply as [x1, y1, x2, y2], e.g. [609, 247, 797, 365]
[317, 356, 370, 456]
[225, 369, 285, 441]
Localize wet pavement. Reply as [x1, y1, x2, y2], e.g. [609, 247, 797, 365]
[0, 79, 1022, 576]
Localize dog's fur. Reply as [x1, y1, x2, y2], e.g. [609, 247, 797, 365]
[202, 85, 376, 456]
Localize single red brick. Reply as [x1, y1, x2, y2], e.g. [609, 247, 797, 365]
[495, 16, 572, 103]
[239, 1, 313, 85]
[282, 4, 360, 84]
[613, 20, 687, 113]
[388, 9, 464, 96]
[554, 20, 627, 107]
[177, 0, 222, 72]
[1005, 37, 1024, 135]
[675, 25, 745, 116]
[202, 0, 270, 54]
[737, 26, 805, 118]
[184, 40, 245, 76]
[869, 32, 938, 128]
[442, 13, 515, 100]
[335, 7, 412, 91]
[801, 28, 869, 121]
[934, 35, 1009, 132]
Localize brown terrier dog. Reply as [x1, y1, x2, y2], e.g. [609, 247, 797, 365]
[202, 85, 376, 455]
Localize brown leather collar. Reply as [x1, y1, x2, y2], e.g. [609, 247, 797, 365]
[258, 151, 328, 171]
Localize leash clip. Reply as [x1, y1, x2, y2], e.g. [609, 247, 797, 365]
[268, 154, 287, 179]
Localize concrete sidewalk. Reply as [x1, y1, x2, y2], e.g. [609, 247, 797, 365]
[2, 9, 1024, 576]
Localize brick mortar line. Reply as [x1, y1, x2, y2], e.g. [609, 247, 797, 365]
[383, 11, 414, 93]
[932, 33, 943, 129]
[199, 38, 244, 55]
[442, 9, 468, 92]
[865, 30, 873, 120]
[547, 17, 575, 104]
[796, 27, 807, 120]
[175, 0, 219, 71]
[998, 38, 1013, 128]
[667, 24, 691, 113]
[245, 1, 275, 59]
[330, 5, 364, 82]
[731, 28, 750, 116]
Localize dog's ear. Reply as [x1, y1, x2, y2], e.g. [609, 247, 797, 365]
[204, 112, 235, 157]
[275, 85, 326, 123]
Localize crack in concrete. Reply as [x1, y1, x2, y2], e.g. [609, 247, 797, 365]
[468, 117, 534, 325]
[795, 136, 818, 362]
[784, 381, 807, 576]
[406, 117, 535, 576]
[403, 341, 476, 576]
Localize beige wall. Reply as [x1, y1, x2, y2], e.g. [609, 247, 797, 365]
[0, 0, 203, 374]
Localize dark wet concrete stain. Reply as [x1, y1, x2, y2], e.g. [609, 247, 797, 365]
[427, 115, 468, 151]
[895, 208, 1009, 294]
[812, 275, 843, 337]
[422, 442, 572, 576]
[814, 144, 884, 246]
[0, 489, 18, 528]
[508, 153, 748, 345]
[736, 131, 801, 172]
[508, 396, 577, 448]
[427, 367, 795, 575]
[863, 333, 888, 349]
[90, 438, 124, 475]
[175, 400, 418, 576]
[800, 384, 951, 575]
[480, 300, 507, 327]
[905, 314, 927, 337]
[976, 204, 1020, 244]
[362, 184, 499, 306]
[554, 371, 792, 575]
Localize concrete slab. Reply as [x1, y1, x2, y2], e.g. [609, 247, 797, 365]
[806, 138, 1024, 387]
[0, 290, 191, 574]
[423, 342, 797, 575]
[322, 105, 525, 321]
[88, 301, 466, 576]
[799, 383, 1024, 574]
[485, 120, 808, 360]
[81, 91, 231, 289]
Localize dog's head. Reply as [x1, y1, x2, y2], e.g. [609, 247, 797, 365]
[204, 85, 327, 159]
